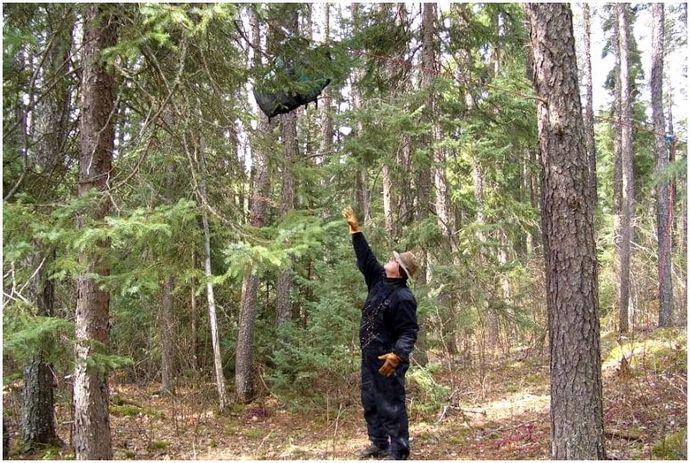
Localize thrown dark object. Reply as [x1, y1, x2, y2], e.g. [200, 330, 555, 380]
[253, 44, 332, 122]
[254, 78, 330, 122]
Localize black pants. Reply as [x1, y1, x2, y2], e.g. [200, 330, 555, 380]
[360, 351, 410, 459]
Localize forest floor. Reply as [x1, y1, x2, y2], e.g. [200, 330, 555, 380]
[3, 327, 687, 460]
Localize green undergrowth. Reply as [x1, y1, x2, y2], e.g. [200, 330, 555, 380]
[111, 403, 163, 418]
[652, 428, 687, 460]
[602, 327, 687, 374]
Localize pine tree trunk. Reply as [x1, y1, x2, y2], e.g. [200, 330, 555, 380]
[21, 5, 72, 449]
[651, 4, 674, 327]
[317, 3, 333, 184]
[423, 3, 451, 244]
[236, 9, 272, 403]
[22, 253, 60, 450]
[160, 276, 175, 393]
[350, 5, 370, 225]
[612, 7, 626, 333]
[277, 108, 297, 326]
[526, 3, 606, 459]
[73, 5, 117, 459]
[581, 3, 598, 212]
[276, 8, 299, 328]
[617, 3, 635, 333]
[398, 135, 414, 227]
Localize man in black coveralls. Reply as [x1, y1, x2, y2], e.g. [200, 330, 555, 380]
[342, 207, 419, 461]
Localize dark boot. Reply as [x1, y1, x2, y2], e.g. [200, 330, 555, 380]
[384, 454, 407, 460]
[357, 444, 390, 459]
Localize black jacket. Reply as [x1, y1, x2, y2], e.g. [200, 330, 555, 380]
[352, 232, 418, 362]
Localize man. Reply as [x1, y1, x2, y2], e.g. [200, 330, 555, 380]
[342, 207, 419, 460]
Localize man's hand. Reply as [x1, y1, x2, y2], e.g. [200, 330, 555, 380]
[377, 352, 400, 377]
[342, 206, 361, 234]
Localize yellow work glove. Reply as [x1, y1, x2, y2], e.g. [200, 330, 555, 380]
[377, 352, 400, 377]
[341, 206, 361, 234]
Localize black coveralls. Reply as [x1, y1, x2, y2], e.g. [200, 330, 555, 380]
[352, 232, 418, 459]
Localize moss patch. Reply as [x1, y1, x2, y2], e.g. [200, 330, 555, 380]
[652, 428, 687, 460]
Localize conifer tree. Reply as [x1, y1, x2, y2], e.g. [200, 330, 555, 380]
[73, 4, 118, 458]
[651, 3, 674, 327]
[525, 3, 605, 458]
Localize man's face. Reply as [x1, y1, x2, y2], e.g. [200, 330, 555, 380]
[384, 255, 401, 277]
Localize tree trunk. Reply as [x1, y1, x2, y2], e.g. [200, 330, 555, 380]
[383, 163, 394, 236]
[197, 137, 228, 411]
[276, 8, 299, 328]
[236, 9, 273, 403]
[423, 3, 452, 245]
[525, 3, 606, 459]
[73, 4, 117, 459]
[612, 7, 625, 333]
[617, 3, 635, 333]
[351, 4, 370, 225]
[276, 109, 297, 326]
[581, 3, 598, 212]
[668, 93, 687, 322]
[317, 2, 333, 197]
[21, 5, 72, 450]
[190, 275, 199, 371]
[651, 4, 674, 327]
[22, 253, 60, 450]
[160, 276, 175, 393]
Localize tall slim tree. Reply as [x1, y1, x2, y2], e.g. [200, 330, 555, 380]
[20, 4, 73, 451]
[651, 3, 674, 327]
[423, 3, 452, 245]
[196, 135, 228, 411]
[73, 4, 118, 459]
[616, 3, 635, 333]
[611, 6, 625, 331]
[525, 3, 606, 459]
[317, 3, 333, 194]
[236, 7, 273, 403]
[581, 3, 598, 210]
[351, 3, 370, 225]
[276, 7, 300, 328]
[159, 276, 175, 393]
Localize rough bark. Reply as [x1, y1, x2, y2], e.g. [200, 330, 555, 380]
[236, 9, 273, 403]
[276, 9, 299, 328]
[581, 3, 598, 212]
[73, 4, 117, 459]
[317, 3, 333, 182]
[423, 3, 452, 245]
[21, 253, 60, 450]
[525, 3, 606, 459]
[276, 110, 298, 326]
[616, 4, 635, 333]
[651, 4, 674, 327]
[21, 5, 72, 450]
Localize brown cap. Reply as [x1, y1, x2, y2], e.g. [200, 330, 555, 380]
[393, 251, 419, 280]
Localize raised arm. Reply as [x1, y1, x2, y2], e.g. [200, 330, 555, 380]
[342, 207, 383, 290]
